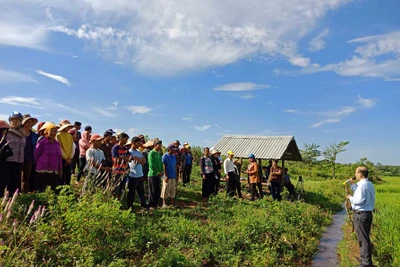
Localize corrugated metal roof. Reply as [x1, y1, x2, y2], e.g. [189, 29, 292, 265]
[213, 135, 302, 161]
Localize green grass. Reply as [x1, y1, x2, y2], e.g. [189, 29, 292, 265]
[0, 169, 347, 267]
[339, 176, 400, 267]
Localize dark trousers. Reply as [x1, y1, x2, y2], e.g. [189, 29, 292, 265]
[250, 183, 259, 200]
[202, 173, 215, 198]
[0, 165, 7, 197]
[235, 176, 242, 197]
[36, 172, 59, 192]
[182, 164, 192, 184]
[6, 162, 22, 195]
[148, 175, 161, 208]
[71, 152, 79, 174]
[76, 157, 86, 182]
[257, 182, 263, 198]
[226, 172, 236, 197]
[270, 182, 282, 201]
[127, 177, 147, 209]
[354, 211, 373, 266]
[215, 173, 220, 195]
[29, 163, 37, 192]
[21, 160, 33, 193]
[284, 182, 295, 200]
[61, 159, 71, 186]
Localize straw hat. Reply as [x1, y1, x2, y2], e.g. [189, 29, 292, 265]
[211, 149, 220, 155]
[59, 120, 74, 131]
[22, 114, 38, 126]
[39, 122, 59, 132]
[143, 140, 154, 147]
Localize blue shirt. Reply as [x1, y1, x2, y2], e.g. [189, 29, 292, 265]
[162, 153, 177, 179]
[350, 178, 375, 211]
[128, 149, 144, 178]
[185, 153, 192, 165]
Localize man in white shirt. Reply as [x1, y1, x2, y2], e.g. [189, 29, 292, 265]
[347, 166, 375, 267]
[223, 150, 236, 197]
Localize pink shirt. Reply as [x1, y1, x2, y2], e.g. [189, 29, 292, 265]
[79, 131, 91, 157]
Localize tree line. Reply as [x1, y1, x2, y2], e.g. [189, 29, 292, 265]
[187, 142, 400, 179]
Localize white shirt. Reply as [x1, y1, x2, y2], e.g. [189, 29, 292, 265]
[223, 158, 235, 174]
[86, 147, 106, 174]
[350, 178, 375, 211]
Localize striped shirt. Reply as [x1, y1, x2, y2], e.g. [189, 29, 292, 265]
[111, 145, 129, 175]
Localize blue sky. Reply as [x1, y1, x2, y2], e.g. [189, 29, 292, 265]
[0, 0, 399, 165]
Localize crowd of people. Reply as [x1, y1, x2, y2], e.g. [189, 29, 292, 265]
[0, 111, 297, 210]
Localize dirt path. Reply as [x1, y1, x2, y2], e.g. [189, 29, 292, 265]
[311, 209, 347, 267]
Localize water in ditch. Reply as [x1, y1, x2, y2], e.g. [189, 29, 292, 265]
[311, 209, 347, 267]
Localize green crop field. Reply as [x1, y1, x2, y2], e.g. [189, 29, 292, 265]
[0, 169, 347, 267]
[1, 167, 399, 266]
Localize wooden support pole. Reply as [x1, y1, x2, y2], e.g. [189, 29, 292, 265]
[281, 159, 285, 187]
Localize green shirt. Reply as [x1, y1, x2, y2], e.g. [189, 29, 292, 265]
[148, 149, 163, 177]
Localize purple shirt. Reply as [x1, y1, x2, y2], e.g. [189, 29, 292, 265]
[34, 138, 63, 172]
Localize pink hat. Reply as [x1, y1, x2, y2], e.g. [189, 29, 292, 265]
[0, 120, 10, 129]
[90, 134, 103, 143]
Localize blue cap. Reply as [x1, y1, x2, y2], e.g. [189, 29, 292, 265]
[248, 153, 255, 158]
[9, 111, 22, 120]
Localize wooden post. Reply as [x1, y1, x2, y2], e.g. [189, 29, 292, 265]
[281, 159, 285, 187]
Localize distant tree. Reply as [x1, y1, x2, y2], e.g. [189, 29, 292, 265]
[301, 143, 321, 178]
[356, 158, 380, 178]
[191, 146, 203, 166]
[322, 141, 349, 179]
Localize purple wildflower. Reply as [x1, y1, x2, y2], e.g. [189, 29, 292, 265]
[40, 206, 46, 217]
[9, 188, 19, 208]
[29, 215, 35, 225]
[1, 190, 9, 207]
[27, 200, 35, 216]
[6, 209, 11, 219]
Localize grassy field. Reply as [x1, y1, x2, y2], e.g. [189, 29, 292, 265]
[338, 176, 400, 267]
[0, 168, 348, 267]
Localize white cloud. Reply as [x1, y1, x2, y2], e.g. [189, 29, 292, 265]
[310, 95, 376, 128]
[92, 107, 117, 117]
[36, 70, 71, 86]
[311, 118, 341, 128]
[0, 68, 38, 83]
[1, 0, 352, 75]
[0, 22, 49, 50]
[284, 109, 299, 113]
[195, 125, 211, 131]
[357, 95, 377, 108]
[55, 104, 93, 119]
[289, 56, 310, 67]
[319, 106, 357, 117]
[303, 31, 400, 80]
[106, 101, 119, 111]
[0, 96, 43, 109]
[125, 106, 152, 114]
[239, 94, 256, 99]
[309, 28, 329, 52]
[181, 117, 193, 121]
[127, 128, 137, 136]
[214, 82, 270, 92]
